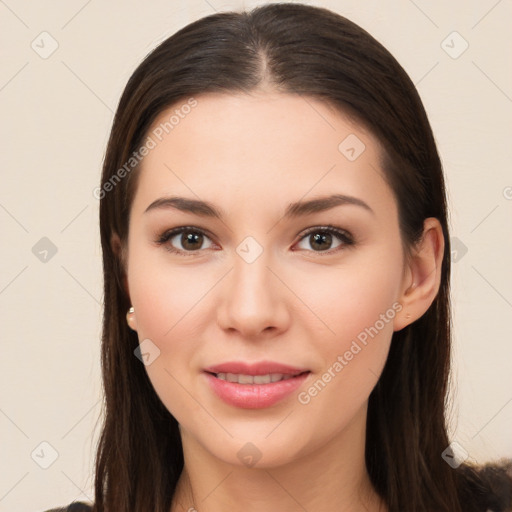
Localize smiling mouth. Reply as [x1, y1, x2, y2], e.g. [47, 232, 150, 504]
[204, 370, 311, 409]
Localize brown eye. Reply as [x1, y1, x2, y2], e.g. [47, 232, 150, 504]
[309, 232, 334, 251]
[295, 226, 354, 254]
[178, 231, 205, 251]
[157, 227, 214, 255]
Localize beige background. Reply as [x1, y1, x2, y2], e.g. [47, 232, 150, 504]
[1, 0, 511, 510]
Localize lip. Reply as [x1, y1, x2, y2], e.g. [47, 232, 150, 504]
[203, 360, 311, 409]
[204, 360, 309, 376]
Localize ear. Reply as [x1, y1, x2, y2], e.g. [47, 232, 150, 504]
[110, 232, 130, 299]
[393, 218, 445, 331]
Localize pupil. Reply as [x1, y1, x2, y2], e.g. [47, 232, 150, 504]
[311, 232, 331, 251]
[182, 232, 202, 250]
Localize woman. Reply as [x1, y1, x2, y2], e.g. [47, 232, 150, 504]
[46, 3, 511, 511]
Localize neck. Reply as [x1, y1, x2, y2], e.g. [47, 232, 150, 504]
[171, 405, 386, 512]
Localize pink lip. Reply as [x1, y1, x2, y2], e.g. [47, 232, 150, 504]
[203, 360, 310, 409]
[204, 360, 308, 376]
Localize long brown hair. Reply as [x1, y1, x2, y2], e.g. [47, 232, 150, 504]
[94, 3, 507, 511]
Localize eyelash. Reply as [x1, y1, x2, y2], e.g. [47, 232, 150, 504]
[155, 225, 355, 257]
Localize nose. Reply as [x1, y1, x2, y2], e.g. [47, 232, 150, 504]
[216, 248, 291, 340]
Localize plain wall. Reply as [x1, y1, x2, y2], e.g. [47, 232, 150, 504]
[0, 0, 511, 510]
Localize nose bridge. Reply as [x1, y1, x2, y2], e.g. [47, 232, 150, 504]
[235, 245, 271, 291]
[230, 228, 274, 289]
[217, 237, 287, 335]
[231, 239, 277, 308]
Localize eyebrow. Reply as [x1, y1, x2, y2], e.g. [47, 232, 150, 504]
[144, 193, 374, 219]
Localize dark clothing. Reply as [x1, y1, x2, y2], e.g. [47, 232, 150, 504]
[44, 503, 92, 512]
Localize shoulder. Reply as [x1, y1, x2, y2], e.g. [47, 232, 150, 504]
[43, 502, 93, 512]
[457, 459, 512, 512]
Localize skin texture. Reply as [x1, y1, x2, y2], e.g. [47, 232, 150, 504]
[118, 91, 444, 512]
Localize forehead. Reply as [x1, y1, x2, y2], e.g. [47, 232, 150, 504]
[131, 92, 396, 219]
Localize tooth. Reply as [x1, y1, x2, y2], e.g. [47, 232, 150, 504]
[214, 372, 297, 384]
[253, 374, 272, 384]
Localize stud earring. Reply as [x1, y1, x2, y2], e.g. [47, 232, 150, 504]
[126, 306, 136, 330]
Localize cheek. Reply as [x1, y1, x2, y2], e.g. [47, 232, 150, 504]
[290, 248, 402, 414]
[126, 242, 222, 412]
[126, 233, 215, 342]
[127, 259, 208, 420]
[293, 249, 402, 351]
[292, 315, 395, 444]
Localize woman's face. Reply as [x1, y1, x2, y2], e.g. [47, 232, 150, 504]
[124, 91, 410, 467]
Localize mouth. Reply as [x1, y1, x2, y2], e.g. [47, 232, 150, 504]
[203, 362, 311, 409]
[206, 371, 309, 385]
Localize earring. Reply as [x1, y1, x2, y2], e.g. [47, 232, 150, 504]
[126, 306, 136, 330]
